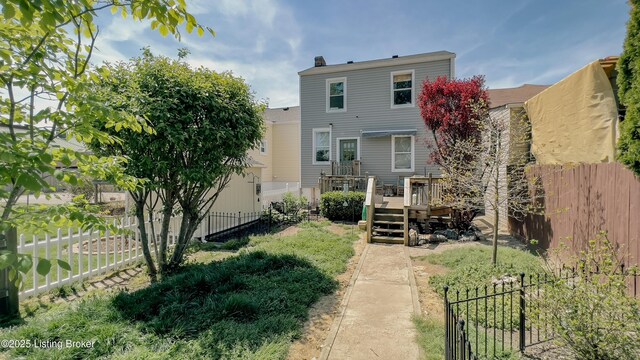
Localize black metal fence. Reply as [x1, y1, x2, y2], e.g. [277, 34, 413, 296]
[202, 202, 322, 242]
[444, 268, 639, 360]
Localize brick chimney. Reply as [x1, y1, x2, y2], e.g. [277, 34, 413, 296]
[314, 56, 326, 67]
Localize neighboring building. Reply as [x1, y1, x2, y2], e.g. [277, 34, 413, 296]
[298, 51, 456, 201]
[248, 106, 301, 185]
[524, 57, 621, 164]
[483, 84, 549, 231]
[209, 107, 302, 213]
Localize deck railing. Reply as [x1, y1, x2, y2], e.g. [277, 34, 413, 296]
[331, 160, 361, 176]
[319, 174, 367, 194]
[405, 174, 444, 206]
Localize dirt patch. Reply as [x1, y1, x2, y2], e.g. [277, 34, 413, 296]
[412, 255, 449, 320]
[409, 241, 484, 321]
[275, 225, 301, 237]
[286, 228, 365, 360]
[327, 223, 347, 236]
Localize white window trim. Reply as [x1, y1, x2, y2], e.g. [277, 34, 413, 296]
[335, 137, 361, 162]
[391, 135, 415, 172]
[390, 69, 415, 109]
[312, 128, 331, 165]
[259, 139, 267, 155]
[326, 77, 347, 113]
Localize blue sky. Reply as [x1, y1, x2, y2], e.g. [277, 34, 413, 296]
[92, 0, 631, 108]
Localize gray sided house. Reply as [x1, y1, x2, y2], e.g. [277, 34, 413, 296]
[299, 51, 455, 200]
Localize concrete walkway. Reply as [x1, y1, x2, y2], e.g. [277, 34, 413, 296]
[320, 244, 421, 360]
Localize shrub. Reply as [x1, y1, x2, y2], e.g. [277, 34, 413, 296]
[69, 177, 95, 201]
[320, 191, 365, 222]
[221, 237, 250, 251]
[282, 192, 307, 216]
[532, 232, 640, 359]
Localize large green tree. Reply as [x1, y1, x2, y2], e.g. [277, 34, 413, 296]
[92, 50, 264, 278]
[0, 0, 212, 317]
[617, 0, 640, 175]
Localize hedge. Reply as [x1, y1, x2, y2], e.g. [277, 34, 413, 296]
[320, 191, 365, 222]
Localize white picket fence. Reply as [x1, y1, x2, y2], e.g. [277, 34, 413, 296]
[17, 214, 210, 300]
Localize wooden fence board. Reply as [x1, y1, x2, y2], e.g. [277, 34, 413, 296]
[511, 163, 640, 267]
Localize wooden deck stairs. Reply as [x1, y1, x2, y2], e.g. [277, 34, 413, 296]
[371, 207, 404, 244]
[364, 175, 450, 246]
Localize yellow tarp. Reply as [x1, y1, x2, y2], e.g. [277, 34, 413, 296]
[524, 61, 618, 164]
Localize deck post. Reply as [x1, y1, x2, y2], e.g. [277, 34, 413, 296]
[428, 173, 433, 217]
[365, 177, 375, 243]
[428, 173, 433, 204]
[403, 177, 411, 246]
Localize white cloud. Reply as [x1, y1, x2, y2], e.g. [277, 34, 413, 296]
[88, 0, 302, 107]
[217, 0, 277, 27]
[188, 57, 299, 107]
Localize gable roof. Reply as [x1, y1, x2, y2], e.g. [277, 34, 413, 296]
[487, 84, 549, 109]
[298, 51, 455, 76]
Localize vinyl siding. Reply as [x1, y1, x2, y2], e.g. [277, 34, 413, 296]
[248, 121, 273, 181]
[300, 59, 451, 188]
[209, 167, 261, 213]
[272, 121, 301, 182]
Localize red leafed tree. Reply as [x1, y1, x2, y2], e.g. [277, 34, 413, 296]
[418, 75, 489, 230]
[418, 75, 489, 160]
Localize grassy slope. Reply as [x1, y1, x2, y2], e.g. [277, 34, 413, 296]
[0, 222, 358, 360]
[413, 243, 543, 360]
[424, 245, 543, 295]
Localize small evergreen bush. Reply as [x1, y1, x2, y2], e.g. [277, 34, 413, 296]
[320, 191, 365, 221]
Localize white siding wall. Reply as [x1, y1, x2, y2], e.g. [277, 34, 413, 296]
[209, 167, 261, 213]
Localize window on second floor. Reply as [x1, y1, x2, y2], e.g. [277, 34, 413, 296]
[326, 77, 346, 112]
[391, 70, 414, 108]
[259, 140, 267, 154]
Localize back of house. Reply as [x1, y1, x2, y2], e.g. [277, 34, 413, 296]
[298, 51, 455, 201]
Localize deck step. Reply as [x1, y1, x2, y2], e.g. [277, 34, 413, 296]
[374, 213, 403, 220]
[371, 236, 404, 244]
[375, 207, 403, 214]
[373, 220, 404, 226]
[372, 228, 404, 234]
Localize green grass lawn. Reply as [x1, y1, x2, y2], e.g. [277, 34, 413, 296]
[413, 243, 543, 360]
[423, 244, 543, 296]
[1, 222, 359, 360]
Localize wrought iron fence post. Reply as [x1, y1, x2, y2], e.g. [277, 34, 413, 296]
[519, 272, 526, 352]
[459, 319, 466, 360]
[444, 286, 450, 360]
[268, 206, 272, 232]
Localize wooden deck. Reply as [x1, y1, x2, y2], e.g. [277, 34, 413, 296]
[364, 175, 454, 245]
[375, 196, 404, 209]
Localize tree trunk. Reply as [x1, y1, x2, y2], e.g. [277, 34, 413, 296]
[0, 227, 19, 318]
[168, 212, 198, 269]
[167, 211, 191, 271]
[158, 202, 173, 273]
[492, 206, 499, 266]
[134, 199, 157, 280]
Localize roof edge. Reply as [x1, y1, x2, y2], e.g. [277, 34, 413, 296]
[299, 51, 455, 76]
